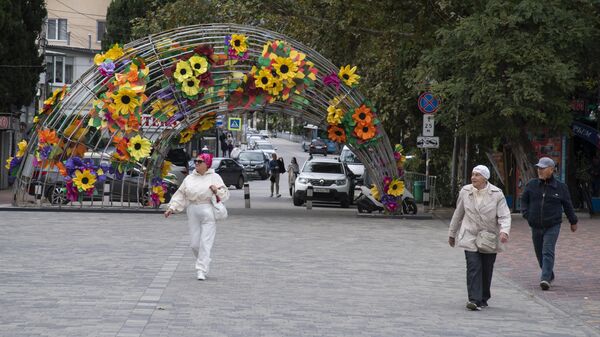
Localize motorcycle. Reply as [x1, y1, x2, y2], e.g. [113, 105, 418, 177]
[355, 185, 418, 215]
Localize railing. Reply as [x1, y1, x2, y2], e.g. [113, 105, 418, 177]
[403, 171, 438, 210]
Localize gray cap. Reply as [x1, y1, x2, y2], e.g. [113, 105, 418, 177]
[535, 157, 555, 169]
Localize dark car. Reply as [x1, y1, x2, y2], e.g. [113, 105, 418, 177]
[187, 157, 246, 189]
[309, 139, 328, 156]
[235, 150, 270, 180]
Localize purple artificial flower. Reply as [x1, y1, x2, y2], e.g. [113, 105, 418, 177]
[323, 72, 341, 90]
[65, 156, 84, 175]
[157, 87, 175, 100]
[65, 179, 78, 202]
[39, 146, 52, 160]
[383, 199, 399, 212]
[99, 60, 115, 77]
[8, 156, 22, 175]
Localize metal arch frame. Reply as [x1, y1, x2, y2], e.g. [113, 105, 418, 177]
[12, 23, 400, 209]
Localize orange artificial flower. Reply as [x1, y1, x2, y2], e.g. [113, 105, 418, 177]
[354, 123, 377, 141]
[56, 162, 67, 176]
[112, 136, 131, 161]
[327, 125, 347, 143]
[352, 105, 374, 126]
[38, 129, 59, 144]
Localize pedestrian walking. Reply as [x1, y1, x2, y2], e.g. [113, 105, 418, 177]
[164, 153, 230, 281]
[287, 157, 300, 196]
[521, 157, 578, 290]
[448, 165, 511, 311]
[269, 153, 281, 197]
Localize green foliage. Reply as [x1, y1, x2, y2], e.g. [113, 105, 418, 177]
[0, 0, 46, 111]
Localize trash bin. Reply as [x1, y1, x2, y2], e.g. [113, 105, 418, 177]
[413, 181, 425, 203]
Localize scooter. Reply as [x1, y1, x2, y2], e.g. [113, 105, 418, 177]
[355, 185, 418, 215]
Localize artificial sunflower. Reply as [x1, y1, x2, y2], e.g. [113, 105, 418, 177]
[197, 118, 215, 131]
[272, 57, 298, 81]
[254, 68, 274, 90]
[152, 185, 166, 203]
[151, 99, 177, 118]
[387, 179, 405, 197]
[161, 160, 172, 178]
[189, 55, 208, 76]
[127, 135, 152, 161]
[72, 169, 97, 191]
[266, 78, 284, 96]
[326, 105, 344, 125]
[111, 86, 140, 115]
[230, 34, 248, 54]
[354, 123, 377, 141]
[181, 76, 201, 97]
[5, 157, 13, 170]
[179, 128, 194, 144]
[338, 65, 360, 87]
[370, 184, 381, 201]
[352, 105, 373, 126]
[16, 140, 27, 157]
[173, 60, 193, 83]
[327, 125, 347, 143]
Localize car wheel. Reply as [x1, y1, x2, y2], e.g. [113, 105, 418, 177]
[402, 198, 418, 215]
[340, 197, 350, 208]
[47, 186, 69, 205]
[236, 175, 244, 189]
[293, 194, 303, 206]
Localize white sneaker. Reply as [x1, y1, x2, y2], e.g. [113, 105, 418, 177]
[197, 271, 206, 280]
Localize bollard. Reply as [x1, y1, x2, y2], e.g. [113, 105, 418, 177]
[103, 182, 111, 207]
[244, 182, 250, 208]
[306, 185, 313, 210]
[35, 183, 42, 206]
[423, 188, 430, 211]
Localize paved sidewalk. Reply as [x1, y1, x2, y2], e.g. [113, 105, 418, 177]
[1, 208, 599, 336]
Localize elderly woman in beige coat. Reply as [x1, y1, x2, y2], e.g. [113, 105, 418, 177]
[448, 165, 511, 311]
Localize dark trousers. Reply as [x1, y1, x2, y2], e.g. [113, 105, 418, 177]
[465, 250, 497, 306]
[531, 224, 560, 282]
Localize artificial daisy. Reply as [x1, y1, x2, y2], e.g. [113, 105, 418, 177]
[326, 105, 344, 125]
[338, 65, 360, 87]
[254, 68, 274, 90]
[354, 123, 377, 141]
[127, 135, 152, 161]
[272, 56, 298, 81]
[111, 86, 140, 115]
[161, 160, 172, 178]
[173, 60, 193, 83]
[179, 129, 194, 144]
[352, 105, 373, 126]
[327, 125, 347, 143]
[181, 76, 201, 97]
[387, 179, 405, 197]
[72, 169, 97, 191]
[230, 34, 248, 54]
[189, 55, 209, 76]
[16, 140, 27, 157]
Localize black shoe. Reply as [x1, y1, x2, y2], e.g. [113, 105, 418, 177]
[540, 280, 550, 290]
[466, 302, 481, 311]
[480, 301, 488, 308]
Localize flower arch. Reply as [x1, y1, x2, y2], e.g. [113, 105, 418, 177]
[9, 23, 406, 211]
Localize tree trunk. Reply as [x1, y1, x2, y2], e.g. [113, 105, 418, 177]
[508, 129, 537, 183]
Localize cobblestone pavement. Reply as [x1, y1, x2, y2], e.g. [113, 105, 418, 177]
[1, 208, 599, 337]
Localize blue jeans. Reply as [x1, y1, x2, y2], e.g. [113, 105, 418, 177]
[531, 224, 561, 282]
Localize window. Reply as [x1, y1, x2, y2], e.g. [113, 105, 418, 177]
[46, 55, 74, 84]
[47, 19, 67, 41]
[97, 21, 106, 42]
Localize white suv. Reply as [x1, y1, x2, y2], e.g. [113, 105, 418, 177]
[293, 157, 355, 208]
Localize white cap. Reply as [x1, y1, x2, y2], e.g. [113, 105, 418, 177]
[472, 165, 490, 180]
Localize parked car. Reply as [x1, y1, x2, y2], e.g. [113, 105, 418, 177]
[252, 140, 277, 157]
[339, 145, 365, 185]
[166, 147, 191, 185]
[187, 157, 246, 189]
[308, 139, 328, 156]
[324, 139, 339, 154]
[234, 150, 270, 180]
[27, 153, 177, 206]
[293, 157, 355, 208]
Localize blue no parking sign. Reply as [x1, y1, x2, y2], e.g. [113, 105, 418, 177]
[418, 92, 440, 114]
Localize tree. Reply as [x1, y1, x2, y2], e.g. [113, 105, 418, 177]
[414, 0, 599, 182]
[0, 0, 46, 112]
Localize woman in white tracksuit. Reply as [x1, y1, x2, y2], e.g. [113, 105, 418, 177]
[164, 153, 229, 280]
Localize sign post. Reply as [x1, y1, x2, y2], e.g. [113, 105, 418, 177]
[417, 92, 440, 210]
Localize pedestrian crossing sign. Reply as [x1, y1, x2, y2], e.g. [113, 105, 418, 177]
[228, 117, 242, 131]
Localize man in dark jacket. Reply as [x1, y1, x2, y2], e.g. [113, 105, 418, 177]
[521, 157, 578, 291]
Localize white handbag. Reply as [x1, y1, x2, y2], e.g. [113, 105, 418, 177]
[211, 195, 228, 220]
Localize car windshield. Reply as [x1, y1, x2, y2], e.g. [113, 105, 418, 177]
[303, 162, 343, 174]
[256, 143, 273, 150]
[340, 150, 361, 164]
[238, 152, 264, 161]
[311, 140, 325, 146]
